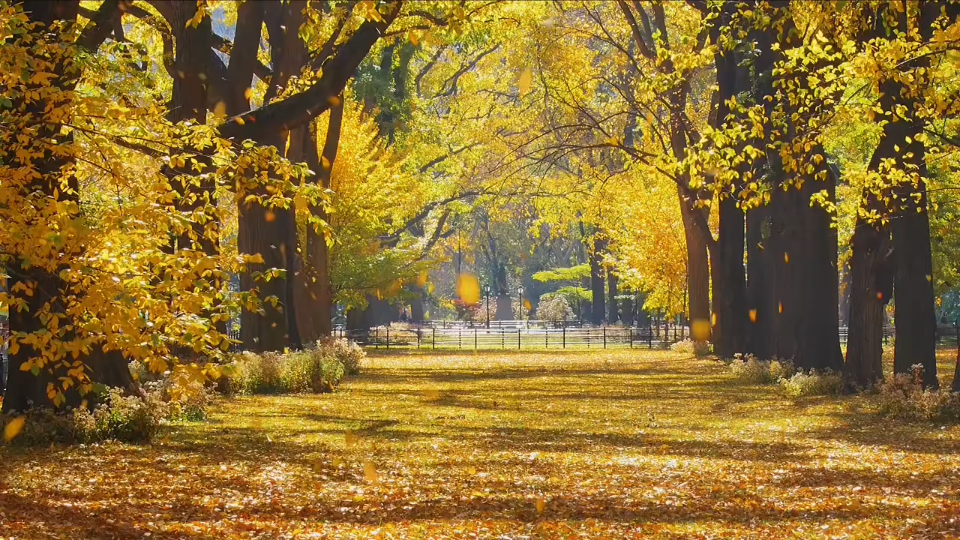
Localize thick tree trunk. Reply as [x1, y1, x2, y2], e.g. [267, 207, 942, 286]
[746, 206, 776, 359]
[607, 270, 619, 323]
[715, 197, 748, 358]
[590, 237, 606, 325]
[794, 170, 844, 372]
[295, 97, 343, 342]
[3, 0, 137, 412]
[844, 218, 892, 389]
[891, 147, 938, 387]
[679, 195, 711, 338]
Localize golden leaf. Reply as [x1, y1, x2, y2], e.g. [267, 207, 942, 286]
[4, 416, 25, 442]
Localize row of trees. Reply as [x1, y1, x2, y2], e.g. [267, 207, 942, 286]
[492, 0, 960, 391]
[2, 0, 960, 412]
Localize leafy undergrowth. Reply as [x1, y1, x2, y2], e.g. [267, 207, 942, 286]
[2, 351, 960, 539]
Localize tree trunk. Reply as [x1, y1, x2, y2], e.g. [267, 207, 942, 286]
[746, 205, 776, 359]
[844, 218, 892, 389]
[607, 271, 620, 323]
[590, 237, 606, 325]
[890, 142, 938, 387]
[3, 0, 138, 412]
[715, 196, 748, 358]
[295, 96, 344, 342]
[679, 194, 711, 338]
[794, 169, 844, 372]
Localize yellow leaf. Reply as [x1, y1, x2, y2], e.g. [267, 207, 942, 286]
[518, 69, 533, 95]
[692, 319, 710, 341]
[457, 273, 481, 305]
[4, 416, 25, 443]
[363, 461, 379, 484]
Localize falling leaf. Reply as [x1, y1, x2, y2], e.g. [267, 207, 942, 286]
[363, 461, 379, 484]
[518, 69, 533, 95]
[457, 273, 481, 305]
[749, 309, 757, 323]
[692, 319, 710, 341]
[4, 416, 25, 442]
[535, 497, 546, 513]
[345, 431, 358, 447]
[265, 210, 276, 223]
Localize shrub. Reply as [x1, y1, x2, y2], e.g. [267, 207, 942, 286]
[280, 350, 345, 393]
[877, 365, 960, 421]
[228, 351, 284, 394]
[536, 295, 575, 323]
[225, 349, 346, 395]
[728, 355, 795, 384]
[670, 339, 711, 357]
[318, 337, 366, 376]
[1, 388, 165, 445]
[779, 370, 843, 397]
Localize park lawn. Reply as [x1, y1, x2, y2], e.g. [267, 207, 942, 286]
[2, 351, 960, 539]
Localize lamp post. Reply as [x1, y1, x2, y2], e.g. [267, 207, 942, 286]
[518, 286, 524, 322]
[484, 285, 491, 328]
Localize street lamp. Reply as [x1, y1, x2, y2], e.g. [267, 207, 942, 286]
[484, 285, 491, 328]
[518, 286, 524, 322]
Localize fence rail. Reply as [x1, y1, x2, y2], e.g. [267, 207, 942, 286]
[336, 325, 690, 351]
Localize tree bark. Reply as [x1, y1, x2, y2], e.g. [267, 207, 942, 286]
[3, 0, 138, 412]
[715, 196, 747, 358]
[607, 271, 619, 324]
[844, 215, 892, 389]
[590, 237, 606, 325]
[295, 97, 343, 342]
[890, 135, 938, 387]
[679, 195, 711, 338]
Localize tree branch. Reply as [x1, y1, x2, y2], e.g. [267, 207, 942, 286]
[219, 2, 402, 141]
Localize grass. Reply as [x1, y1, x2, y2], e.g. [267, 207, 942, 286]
[1, 350, 959, 539]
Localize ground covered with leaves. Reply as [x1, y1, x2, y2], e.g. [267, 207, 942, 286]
[2, 351, 960, 539]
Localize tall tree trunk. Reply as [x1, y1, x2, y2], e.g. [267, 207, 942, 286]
[844, 216, 892, 389]
[3, 0, 137, 412]
[590, 237, 606, 325]
[715, 197, 747, 358]
[239, 1, 310, 351]
[794, 168, 844, 372]
[295, 97, 343, 342]
[890, 135, 938, 387]
[746, 205, 776, 359]
[679, 196, 711, 338]
[607, 271, 619, 323]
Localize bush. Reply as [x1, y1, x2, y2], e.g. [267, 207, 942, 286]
[1, 388, 165, 445]
[779, 370, 843, 397]
[317, 337, 365, 376]
[229, 351, 284, 394]
[226, 349, 346, 395]
[877, 365, 960, 421]
[670, 339, 711, 357]
[728, 355, 796, 384]
[280, 350, 345, 393]
[536, 295, 575, 323]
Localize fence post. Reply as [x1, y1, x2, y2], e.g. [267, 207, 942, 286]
[433, 327, 436, 350]
[417, 329, 421, 349]
[629, 327, 633, 349]
[502, 328, 505, 349]
[518, 328, 521, 350]
[375, 327, 379, 350]
[562, 325, 566, 349]
[386, 327, 390, 350]
[475, 328, 478, 350]
[459, 328, 462, 349]
[603, 326, 607, 349]
[545, 328, 549, 349]
[648, 324, 653, 349]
